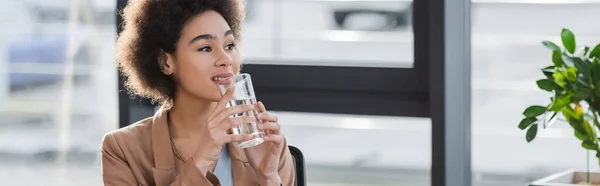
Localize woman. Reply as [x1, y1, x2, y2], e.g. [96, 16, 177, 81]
[101, 0, 294, 185]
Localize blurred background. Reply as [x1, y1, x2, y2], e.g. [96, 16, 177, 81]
[1, 0, 600, 185]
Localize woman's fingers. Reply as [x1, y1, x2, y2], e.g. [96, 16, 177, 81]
[259, 122, 280, 133]
[209, 86, 235, 120]
[224, 115, 255, 129]
[207, 101, 282, 145]
[257, 101, 267, 112]
[208, 104, 254, 129]
[263, 134, 284, 145]
[257, 112, 277, 123]
[257, 102, 278, 128]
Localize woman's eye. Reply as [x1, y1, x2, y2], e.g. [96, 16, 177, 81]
[225, 43, 236, 50]
[198, 46, 212, 52]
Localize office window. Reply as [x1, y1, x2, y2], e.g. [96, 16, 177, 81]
[0, 1, 117, 185]
[242, 0, 413, 68]
[241, 0, 427, 117]
[471, 2, 600, 185]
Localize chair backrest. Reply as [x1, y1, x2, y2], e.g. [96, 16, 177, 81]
[288, 145, 306, 186]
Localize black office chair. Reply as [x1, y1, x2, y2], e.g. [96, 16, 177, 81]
[288, 145, 306, 186]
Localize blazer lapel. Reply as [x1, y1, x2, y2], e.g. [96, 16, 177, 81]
[228, 142, 248, 163]
[152, 167, 176, 186]
[151, 106, 177, 185]
[229, 143, 259, 186]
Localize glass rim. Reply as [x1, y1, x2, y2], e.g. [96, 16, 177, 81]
[235, 73, 251, 78]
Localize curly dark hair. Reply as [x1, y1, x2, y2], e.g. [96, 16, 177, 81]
[116, 0, 245, 105]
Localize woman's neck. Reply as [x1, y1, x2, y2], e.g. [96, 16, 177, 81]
[168, 90, 216, 138]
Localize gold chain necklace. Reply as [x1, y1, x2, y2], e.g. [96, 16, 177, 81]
[167, 112, 187, 163]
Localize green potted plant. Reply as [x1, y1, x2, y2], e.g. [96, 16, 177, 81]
[519, 28, 600, 185]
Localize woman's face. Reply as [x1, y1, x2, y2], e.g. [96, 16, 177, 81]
[165, 10, 241, 102]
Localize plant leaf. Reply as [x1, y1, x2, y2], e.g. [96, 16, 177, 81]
[575, 129, 588, 140]
[542, 66, 556, 79]
[536, 79, 561, 91]
[592, 60, 600, 83]
[552, 50, 564, 67]
[564, 105, 583, 120]
[523, 105, 547, 118]
[595, 81, 600, 97]
[566, 67, 577, 82]
[582, 140, 597, 150]
[562, 55, 575, 67]
[553, 71, 566, 88]
[542, 40, 561, 52]
[582, 117, 596, 138]
[566, 113, 587, 136]
[549, 94, 572, 111]
[561, 28, 576, 54]
[526, 124, 538, 142]
[567, 118, 586, 135]
[584, 46, 591, 56]
[573, 88, 593, 101]
[518, 118, 537, 130]
[573, 57, 591, 79]
[590, 43, 600, 59]
[576, 76, 590, 89]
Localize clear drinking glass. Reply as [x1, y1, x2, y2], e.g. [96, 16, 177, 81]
[218, 73, 265, 148]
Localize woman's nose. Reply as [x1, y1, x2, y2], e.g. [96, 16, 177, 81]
[215, 52, 233, 67]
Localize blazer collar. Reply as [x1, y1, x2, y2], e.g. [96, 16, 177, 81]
[150, 106, 177, 185]
[150, 104, 253, 186]
[151, 106, 175, 171]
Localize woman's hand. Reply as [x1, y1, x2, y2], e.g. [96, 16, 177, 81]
[244, 101, 285, 185]
[192, 87, 255, 175]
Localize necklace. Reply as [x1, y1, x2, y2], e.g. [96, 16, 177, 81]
[167, 112, 187, 163]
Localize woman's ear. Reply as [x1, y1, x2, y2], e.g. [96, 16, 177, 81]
[160, 51, 175, 75]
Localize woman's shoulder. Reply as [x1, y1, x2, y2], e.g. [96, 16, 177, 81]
[100, 117, 157, 183]
[101, 117, 154, 153]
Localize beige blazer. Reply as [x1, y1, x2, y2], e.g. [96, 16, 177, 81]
[100, 108, 295, 186]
